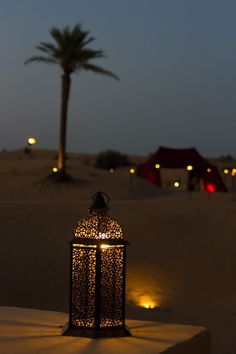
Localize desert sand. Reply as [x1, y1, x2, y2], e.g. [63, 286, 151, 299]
[0, 149, 235, 354]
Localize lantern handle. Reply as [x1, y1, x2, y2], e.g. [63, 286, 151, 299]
[93, 191, 110, 203]
[89, 191, 110, 211]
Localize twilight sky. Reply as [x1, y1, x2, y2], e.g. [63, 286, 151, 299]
[0, 0, 236, 156]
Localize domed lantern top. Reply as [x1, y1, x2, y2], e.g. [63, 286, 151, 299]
[74, 192, 123, 240]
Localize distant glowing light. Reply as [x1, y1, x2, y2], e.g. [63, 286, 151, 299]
[206, 184, 215, 193]
[207, 168, 211, 173]
[231, 168, 236, 177]
[52, 167, 58, 173]
[139, 296, 157, 309]
[187, 165, 193, 171]
[224, 169, 229, 175]
[173, 181, 180, 188]
[130, 168, 135, 174]
[155, 164, 160, 169]
[27, 137, 37, 145]
[109, 168, 115, 173]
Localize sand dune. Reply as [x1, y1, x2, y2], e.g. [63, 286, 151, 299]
[0, 149, 235, 354]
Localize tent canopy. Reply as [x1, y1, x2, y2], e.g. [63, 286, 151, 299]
[136, 146, 227, 192]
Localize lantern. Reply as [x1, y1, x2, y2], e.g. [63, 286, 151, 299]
[63, 192, 130, 338]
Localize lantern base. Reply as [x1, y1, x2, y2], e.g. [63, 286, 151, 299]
[62, 323, 131, 338]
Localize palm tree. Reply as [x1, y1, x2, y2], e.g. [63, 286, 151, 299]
[25, 24, 119, 180]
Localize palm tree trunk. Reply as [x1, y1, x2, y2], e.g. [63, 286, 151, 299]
[57, 73, 71, 174]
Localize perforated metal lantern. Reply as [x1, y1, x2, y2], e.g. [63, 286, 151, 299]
[63, 192, 130, 338]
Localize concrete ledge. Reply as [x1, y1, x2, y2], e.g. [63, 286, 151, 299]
[162, 329, 211, 354]
[0, 306, 211, 354]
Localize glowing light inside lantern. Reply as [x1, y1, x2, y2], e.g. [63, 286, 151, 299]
[100, 244, 110, 249]
[173, 181, 180, 188]
[224, 169, 229, 174]
[155, 164, 160, 169]
[74, 244, 97, 248]
[187, 165, 193, 171]
[129, 168, 135, 174]
[99, 232, 106, 239]
[52, 167, 58, 173]
[206, 184, 215, 193]
[207, 168, 211, 173]
[27, 137, 37, 145]
[139, 296, 157, 309]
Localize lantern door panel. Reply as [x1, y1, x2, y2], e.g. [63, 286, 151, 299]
[71, 245, 125, 329]
[71, 246, 96, 327]
[100, 246, 124, 328]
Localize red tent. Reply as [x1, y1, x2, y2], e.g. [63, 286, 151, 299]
[136, 147, 227, 192]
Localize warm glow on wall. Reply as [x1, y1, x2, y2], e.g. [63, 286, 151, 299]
[139, 296, 157, 309]
[187, 165, 193, 171]
[155, 163, 160, 169]
[207, 168, 211, 173]
[127, 264, 164, 312]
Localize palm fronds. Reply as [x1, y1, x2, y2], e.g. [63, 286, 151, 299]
[25, 23, 119, 80]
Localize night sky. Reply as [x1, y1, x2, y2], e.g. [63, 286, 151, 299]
[1, 0, 236, 157]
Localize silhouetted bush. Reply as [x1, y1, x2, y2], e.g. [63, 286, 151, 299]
[95, 150, 131, 170]
[219, 154, 234, 162]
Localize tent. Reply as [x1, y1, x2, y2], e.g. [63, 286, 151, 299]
[136, 146, 227, 192]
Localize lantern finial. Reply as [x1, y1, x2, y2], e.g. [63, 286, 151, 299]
[89, 191, 110, 211]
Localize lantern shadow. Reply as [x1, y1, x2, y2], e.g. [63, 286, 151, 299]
[0, 319, 57, 329]
[129, 322, 161, 330]
[131, 334, 175, 345]
[1, 334, 61, 342]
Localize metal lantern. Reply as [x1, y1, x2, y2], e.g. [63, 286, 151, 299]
[63, 191, 130, 338]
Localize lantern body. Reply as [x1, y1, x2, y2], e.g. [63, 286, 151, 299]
[64, 206, 130, 337]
